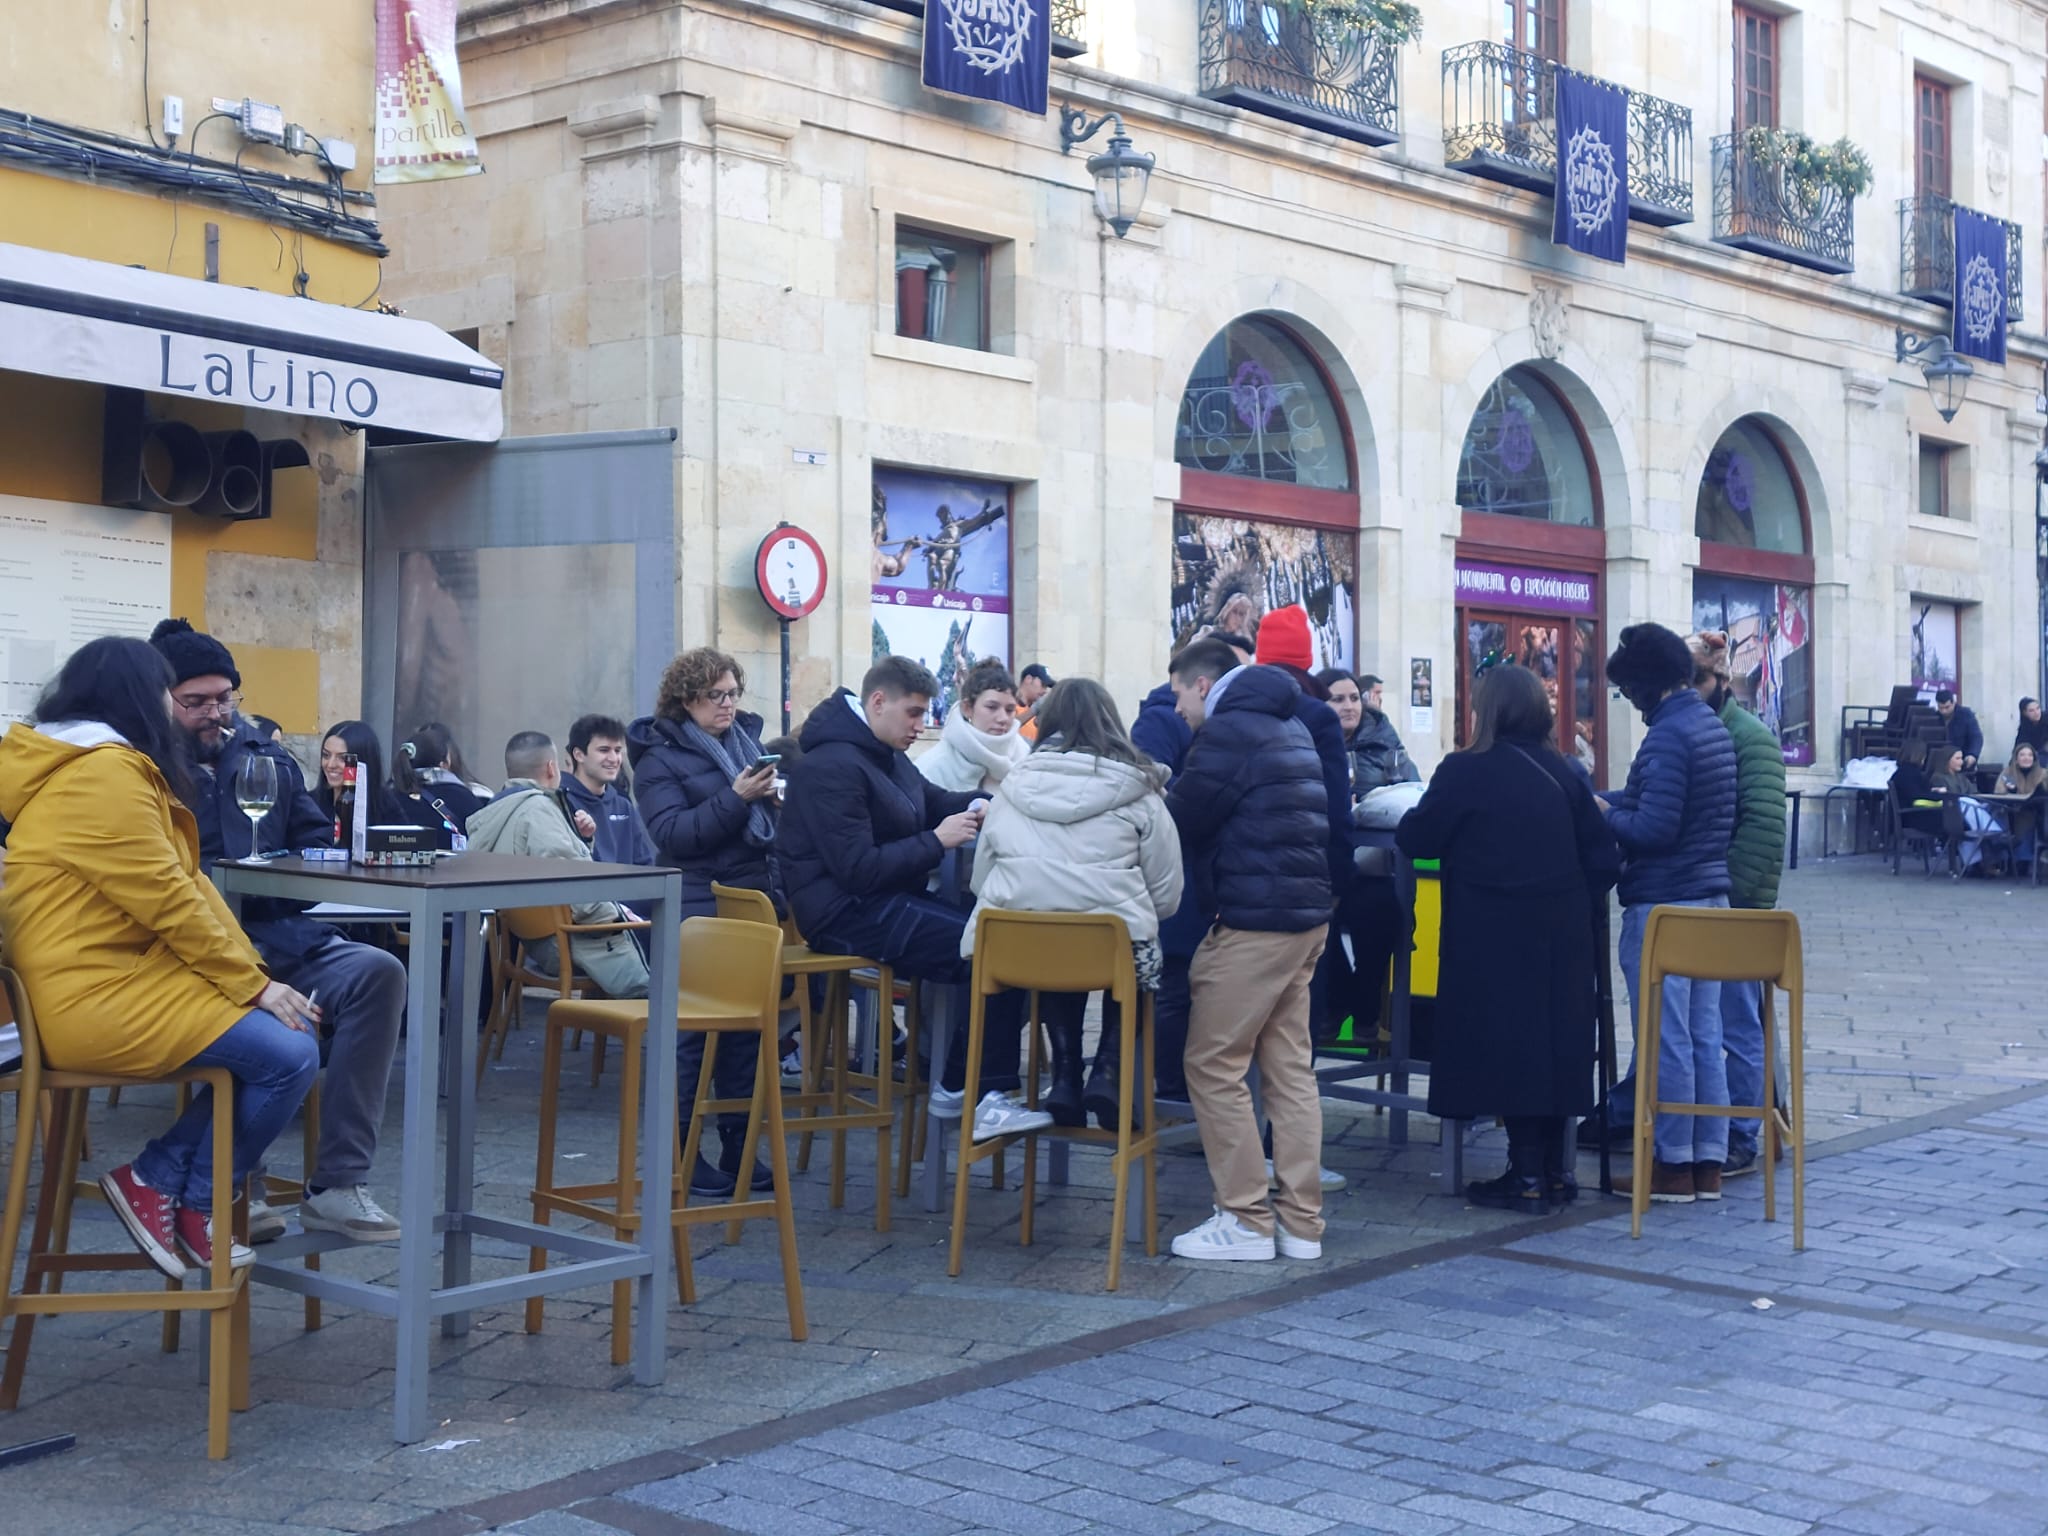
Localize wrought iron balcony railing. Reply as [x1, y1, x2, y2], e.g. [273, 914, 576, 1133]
[1440, 42, 1692, 226]
[1199, 0, 1400, 150]
[863, 1, 1087, 56]
[1710, 133, 1856, 275]
[1899, 194, 2024, 324]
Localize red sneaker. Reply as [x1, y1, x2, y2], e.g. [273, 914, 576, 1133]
[174, 1207, 256, 1272]
[99, 1164, 186, 1279]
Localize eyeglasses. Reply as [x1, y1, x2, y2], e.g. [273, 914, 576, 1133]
[702, 689, 743, 705]
[172, 690, 242, 718]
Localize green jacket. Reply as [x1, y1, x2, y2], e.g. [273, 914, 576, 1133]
[1719, 696, 1786, 909]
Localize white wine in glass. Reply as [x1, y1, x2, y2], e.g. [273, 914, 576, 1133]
[236, 754, 278, 863]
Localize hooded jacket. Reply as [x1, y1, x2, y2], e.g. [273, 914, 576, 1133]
[963, 749, 1183, 957]
[0, 722, 269, 1076]
[1347, 708, 1419, 793]
[916, 707, 1031, 794]
[1606, 689, 1737, 907]
[777, 691, 979, 940]
[1130, 682, 1192, 779]
[557, 771, 656, 867]
[464, 781, 625, 925]
[1718, 694, 1786, 910]
[625, 713, 773, 905]
[1166, 665, 1332, 933]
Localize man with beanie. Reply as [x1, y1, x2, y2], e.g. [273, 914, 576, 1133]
[1599, 622, 1737, 1206]
[150, 618, 405, 1243]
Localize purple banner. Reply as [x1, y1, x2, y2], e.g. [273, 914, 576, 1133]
[1455, 560, 1597, 617]
[879, 587, 1011, 616]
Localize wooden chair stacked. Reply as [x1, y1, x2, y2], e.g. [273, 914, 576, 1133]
[0, 966, 250, 1459]
[946, 911, 1164, 1291]
[1628, 906, 1806, 1248]
[711, 884, 907, 1231]
[526, 916, 805, 1359]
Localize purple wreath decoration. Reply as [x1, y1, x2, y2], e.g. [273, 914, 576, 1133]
[1722, 452, 1753, 513]
[1231, 359, 1280, 432]
[1498, 407, 1536, 474]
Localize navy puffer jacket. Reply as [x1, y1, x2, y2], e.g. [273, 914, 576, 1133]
[626, 712, 777, 911]
[1606, 689, 1736, 906]
[1166, 666, 1332, 933]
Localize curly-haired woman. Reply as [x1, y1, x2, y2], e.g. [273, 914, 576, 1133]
[627, 647, 777, 1198]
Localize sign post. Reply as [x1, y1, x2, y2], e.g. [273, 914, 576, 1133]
[754, 523, 828, 734]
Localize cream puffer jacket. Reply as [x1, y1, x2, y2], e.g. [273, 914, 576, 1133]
[917, 707, 1031, 794]
[962, 749, 1184, 957]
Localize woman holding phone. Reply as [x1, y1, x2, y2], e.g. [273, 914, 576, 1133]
[627, 647, 779, 1197]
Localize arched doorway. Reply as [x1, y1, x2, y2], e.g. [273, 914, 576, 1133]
[1691, 416, 1816, 765]
[1170, 316, 1360, 670]
[1453, 364, 1606, 779]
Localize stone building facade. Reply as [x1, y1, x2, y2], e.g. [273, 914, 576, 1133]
[384, 0, 2048, 806]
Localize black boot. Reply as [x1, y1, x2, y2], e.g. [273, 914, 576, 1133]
[1466, 1120, 1547, 1213]
[1544, 1118, 1578, 1206]
[1082, 1001, 1133, 1132]
[1042, 1003, 1087, 1128]
[717, 1125, 773, 1193]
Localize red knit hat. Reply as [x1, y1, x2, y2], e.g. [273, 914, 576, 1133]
[1254, 604, 1314, 671]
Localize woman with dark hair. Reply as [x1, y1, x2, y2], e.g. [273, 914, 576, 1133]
[0, 637, 320, 1277]
[626, 647, 776, 1197]
[2014, 698, 2048, 763]
[391, 723, 487, 836]
[918, 658, 1030, 794]
[245, 714, 284, 745]
[314, 719, 408, 831]
[1396, 666, 1616, 1210]
[956, 679, 1183, 1134]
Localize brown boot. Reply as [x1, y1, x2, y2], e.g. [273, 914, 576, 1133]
[1612, 1160, 1695, 1204]
[1693, 1162, 1723, 1201]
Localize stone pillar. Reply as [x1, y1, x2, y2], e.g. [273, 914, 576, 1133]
[1392, 266, 1453, 767]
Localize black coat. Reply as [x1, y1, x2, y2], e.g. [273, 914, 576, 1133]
[777, 691, 977, 938]
[1396, 736, 1619, 1120]
[195, 722, 338, 962]
[1166, 666, 1331, 934]
[626, 712, 777, 913]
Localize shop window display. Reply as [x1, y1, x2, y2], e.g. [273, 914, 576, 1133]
[1691, 573, 1814, 767]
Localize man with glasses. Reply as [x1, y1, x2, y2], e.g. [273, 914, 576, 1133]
[150, 619, 405, 1244]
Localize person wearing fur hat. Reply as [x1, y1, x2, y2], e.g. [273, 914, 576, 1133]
[150, 618, 407, 1244]
[1599, 622, 1737, 1207]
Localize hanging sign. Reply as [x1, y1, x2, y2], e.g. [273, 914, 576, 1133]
[922, 0, 1051, 117]
[1951, 206, 2009, 366]
[374, 0, 483, 184]
[1552, 70, 1628, 265]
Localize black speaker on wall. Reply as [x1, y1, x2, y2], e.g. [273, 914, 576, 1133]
[100, 388, 309, 522]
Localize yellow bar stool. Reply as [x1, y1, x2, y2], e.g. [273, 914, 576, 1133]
[1629, 905, 1806, 1248]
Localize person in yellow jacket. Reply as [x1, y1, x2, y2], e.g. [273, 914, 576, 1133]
[0, 638, 320, 1281]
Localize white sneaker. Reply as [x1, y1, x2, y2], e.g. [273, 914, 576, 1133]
[780, 1048, 804, 1086]
[972, 1091, 1054, 1141]
[300, 1185, 402, 1243]
[1275, 1225, 1323, 1260]
[1170, 1207, 1275, 1262]
[927, 1084, 965, 1120]
[1265, 1158, 1348, 1193]
[246, 1197, 287, 1245]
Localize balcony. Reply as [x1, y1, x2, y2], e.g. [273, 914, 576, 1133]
[864, 0, 1087, 56]
[1710, 133, 1856, 275]
[1899, 194, 2024, 323]
[1199, 0, 1400, 150]
[1440, 42, 1692, 226]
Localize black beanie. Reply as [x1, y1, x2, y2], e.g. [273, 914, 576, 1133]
[149, 617, 241, 689]
[1605, 622, 1694, 701]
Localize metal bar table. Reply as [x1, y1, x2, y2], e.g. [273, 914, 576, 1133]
[214, 852, 682, 1443]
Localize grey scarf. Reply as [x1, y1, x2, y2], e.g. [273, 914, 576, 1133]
[678, 715, 775, 848]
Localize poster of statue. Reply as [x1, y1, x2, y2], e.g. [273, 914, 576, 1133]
[1169, 511, 1356, 672]
[871, 468, 1011, 720]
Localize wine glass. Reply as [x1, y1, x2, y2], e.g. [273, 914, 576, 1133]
[235, 754, 278, 864]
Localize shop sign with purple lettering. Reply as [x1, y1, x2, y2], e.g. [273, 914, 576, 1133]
[1454, 559, 1597, 617]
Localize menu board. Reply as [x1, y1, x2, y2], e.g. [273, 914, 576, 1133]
[0, 495, 171, 726]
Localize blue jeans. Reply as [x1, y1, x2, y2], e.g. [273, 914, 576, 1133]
[1721, 979, 1763, 1155]
[1618, 899, 1729, 1166]
[135, 1009, 321, 1207]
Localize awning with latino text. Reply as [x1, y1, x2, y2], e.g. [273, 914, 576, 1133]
[0, 241, 502, 442]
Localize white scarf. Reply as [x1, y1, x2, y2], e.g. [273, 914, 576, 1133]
[940, 707, 1030, 789]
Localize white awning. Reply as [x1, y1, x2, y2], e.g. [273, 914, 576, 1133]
[0, 242, 503, 442]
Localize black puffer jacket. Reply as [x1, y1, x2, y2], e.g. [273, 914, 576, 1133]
[1606, 688, 1736, 907]
[1347, 709, 1418, 793]
[777, 691, 978, 939]
[1166, 666, 1332, 933]
[626, 712, 777, 913]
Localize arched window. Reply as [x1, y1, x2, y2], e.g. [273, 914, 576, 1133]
[1691, 416, 1817, 766]
[1455, 365, 1596, 526]
[1170, 316, 1360, 672]
[1175, 317, 1351, 490]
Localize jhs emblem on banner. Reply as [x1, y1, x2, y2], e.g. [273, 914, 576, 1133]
[1951, 205, 2010, 365]
[374, 0, 483, 184]
[1552, 71, 1628, 265]
[922, 0, 1051, 116]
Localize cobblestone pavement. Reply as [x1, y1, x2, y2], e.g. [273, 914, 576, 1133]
[3, 857, 2045, 1534]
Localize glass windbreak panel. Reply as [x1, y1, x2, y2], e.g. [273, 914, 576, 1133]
[1691, 571, 1816, 766]
[1175, 318, 1351, 489]
[1695, 418, 1806, 553]
[1455, 367, 1595, 524]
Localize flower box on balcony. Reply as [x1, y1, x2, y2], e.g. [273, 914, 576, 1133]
[1710, 132, 1858, 275]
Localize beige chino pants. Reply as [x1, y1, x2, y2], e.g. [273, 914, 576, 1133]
[1184, 922, 1329, 1241]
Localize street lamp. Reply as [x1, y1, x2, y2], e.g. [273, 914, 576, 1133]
[1894, 328, 1973, 424]
[1058, 106, 1154, 239]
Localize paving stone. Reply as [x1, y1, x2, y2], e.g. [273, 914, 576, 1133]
[1170, 1491, 1337, 1536]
